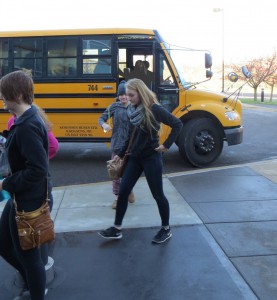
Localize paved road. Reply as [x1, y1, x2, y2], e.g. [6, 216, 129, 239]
[49, 105, 277, 187]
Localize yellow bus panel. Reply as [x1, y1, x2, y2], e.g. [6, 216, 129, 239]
[34, 83, 116, 94]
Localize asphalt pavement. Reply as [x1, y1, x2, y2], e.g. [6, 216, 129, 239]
[1, 157, 277, 300]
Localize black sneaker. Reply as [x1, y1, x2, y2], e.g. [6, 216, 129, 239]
[152, 227, 172, 244]
[13, 288, 48, 299]
[98, 226, 122, 240]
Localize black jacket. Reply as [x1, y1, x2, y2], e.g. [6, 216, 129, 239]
[3, 106, 49, 211]
[119, 104, 183, 158]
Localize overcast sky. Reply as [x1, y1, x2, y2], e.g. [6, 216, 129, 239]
[1, 0, 276, 66]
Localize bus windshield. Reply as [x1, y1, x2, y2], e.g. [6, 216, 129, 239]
[163, 42, 206, 88]
[164, 44, 191, 88]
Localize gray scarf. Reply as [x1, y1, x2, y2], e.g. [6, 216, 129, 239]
[127, 104, 145, 127]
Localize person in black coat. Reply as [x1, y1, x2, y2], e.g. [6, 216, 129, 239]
[99, 78, 183, 244]
[0, 71, 49, 300]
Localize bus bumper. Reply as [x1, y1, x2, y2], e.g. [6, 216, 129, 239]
[224, 126, 243, 145]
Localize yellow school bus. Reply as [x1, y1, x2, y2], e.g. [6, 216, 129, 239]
[0, 28, 243, 167]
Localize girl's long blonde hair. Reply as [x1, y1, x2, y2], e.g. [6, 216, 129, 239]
[126, 78, 160, 132]
[34, 103, 53, 131]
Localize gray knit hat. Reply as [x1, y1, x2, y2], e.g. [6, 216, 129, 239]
[117, 80, 126, 96]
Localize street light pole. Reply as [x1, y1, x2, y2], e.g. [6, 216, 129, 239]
[213, 8, 225, 92]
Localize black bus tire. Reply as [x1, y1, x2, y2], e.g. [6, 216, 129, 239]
[178, 118, 223, 167]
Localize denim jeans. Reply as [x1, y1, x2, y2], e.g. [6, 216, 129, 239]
[115, 151, 169, 227]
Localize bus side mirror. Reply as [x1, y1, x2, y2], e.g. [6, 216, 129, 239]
[228, 72, 238, 82]
[205, 53, 212, 69]
[206, 70, 213, 78]
[242, 66, 252, 79]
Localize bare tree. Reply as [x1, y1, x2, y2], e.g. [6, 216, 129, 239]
[263, 52, 277, 101]
[230, 52, 277, 101]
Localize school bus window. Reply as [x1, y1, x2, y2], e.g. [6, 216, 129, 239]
[13, 38, 43, 76]
[0, 39, 9, 76]
[47, 38, 77, 56]
[82, 38, 112, 75]
[83, 57, 111, 75]
[14, 58, 42, 77]
[0, 60, 8, 77]
[82, 39, 111, 55]
[83, 58, 96, 74]
[48, 58, 77, 77]
[14, 38, 42, 58]
[93, 58, 111, 74]
[47, 38, 77, 77]
[0, 39, 9, 58]
[159, 53, 175, 86]
[118, 48, 127, 78]
[159, 94, 178, 113]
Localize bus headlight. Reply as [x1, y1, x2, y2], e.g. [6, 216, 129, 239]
[225, 111, 240, 121]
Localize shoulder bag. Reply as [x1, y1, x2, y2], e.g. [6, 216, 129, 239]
[14, 184, 55, 251]
[107, 127, 137, 180]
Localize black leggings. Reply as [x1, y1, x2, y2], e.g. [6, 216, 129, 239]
[115, 152, 170, 227]
[0, 199, 46, 300]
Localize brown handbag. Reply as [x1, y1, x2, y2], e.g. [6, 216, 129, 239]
[14, 197, 55, 251]
[107, 127, 137, 180]
[107, 157, 125, 180]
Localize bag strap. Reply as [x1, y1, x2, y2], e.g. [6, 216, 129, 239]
[125, 127, 137, 154]
[14, 178, 49, 212]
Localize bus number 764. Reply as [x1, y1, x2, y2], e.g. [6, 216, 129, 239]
[88, 84, 98, 91]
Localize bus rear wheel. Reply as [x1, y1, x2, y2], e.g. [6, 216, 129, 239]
[178, 118, 223, 167]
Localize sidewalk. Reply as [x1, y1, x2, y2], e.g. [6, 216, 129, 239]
[1, 159, 277, 299]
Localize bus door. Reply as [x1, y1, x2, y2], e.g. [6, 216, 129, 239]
[117, 40, 154, 89]
[154, 49, 179, 113]
[118, 39, 179, 115]
[153, 48, 180, 143]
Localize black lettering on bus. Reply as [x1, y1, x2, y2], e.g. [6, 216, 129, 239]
[88, 84, 98, 91]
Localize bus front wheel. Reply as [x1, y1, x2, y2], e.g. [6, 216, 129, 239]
[178, 118, 223, 167]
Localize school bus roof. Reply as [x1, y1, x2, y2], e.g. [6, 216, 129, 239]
[0, 28, 156, 38]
